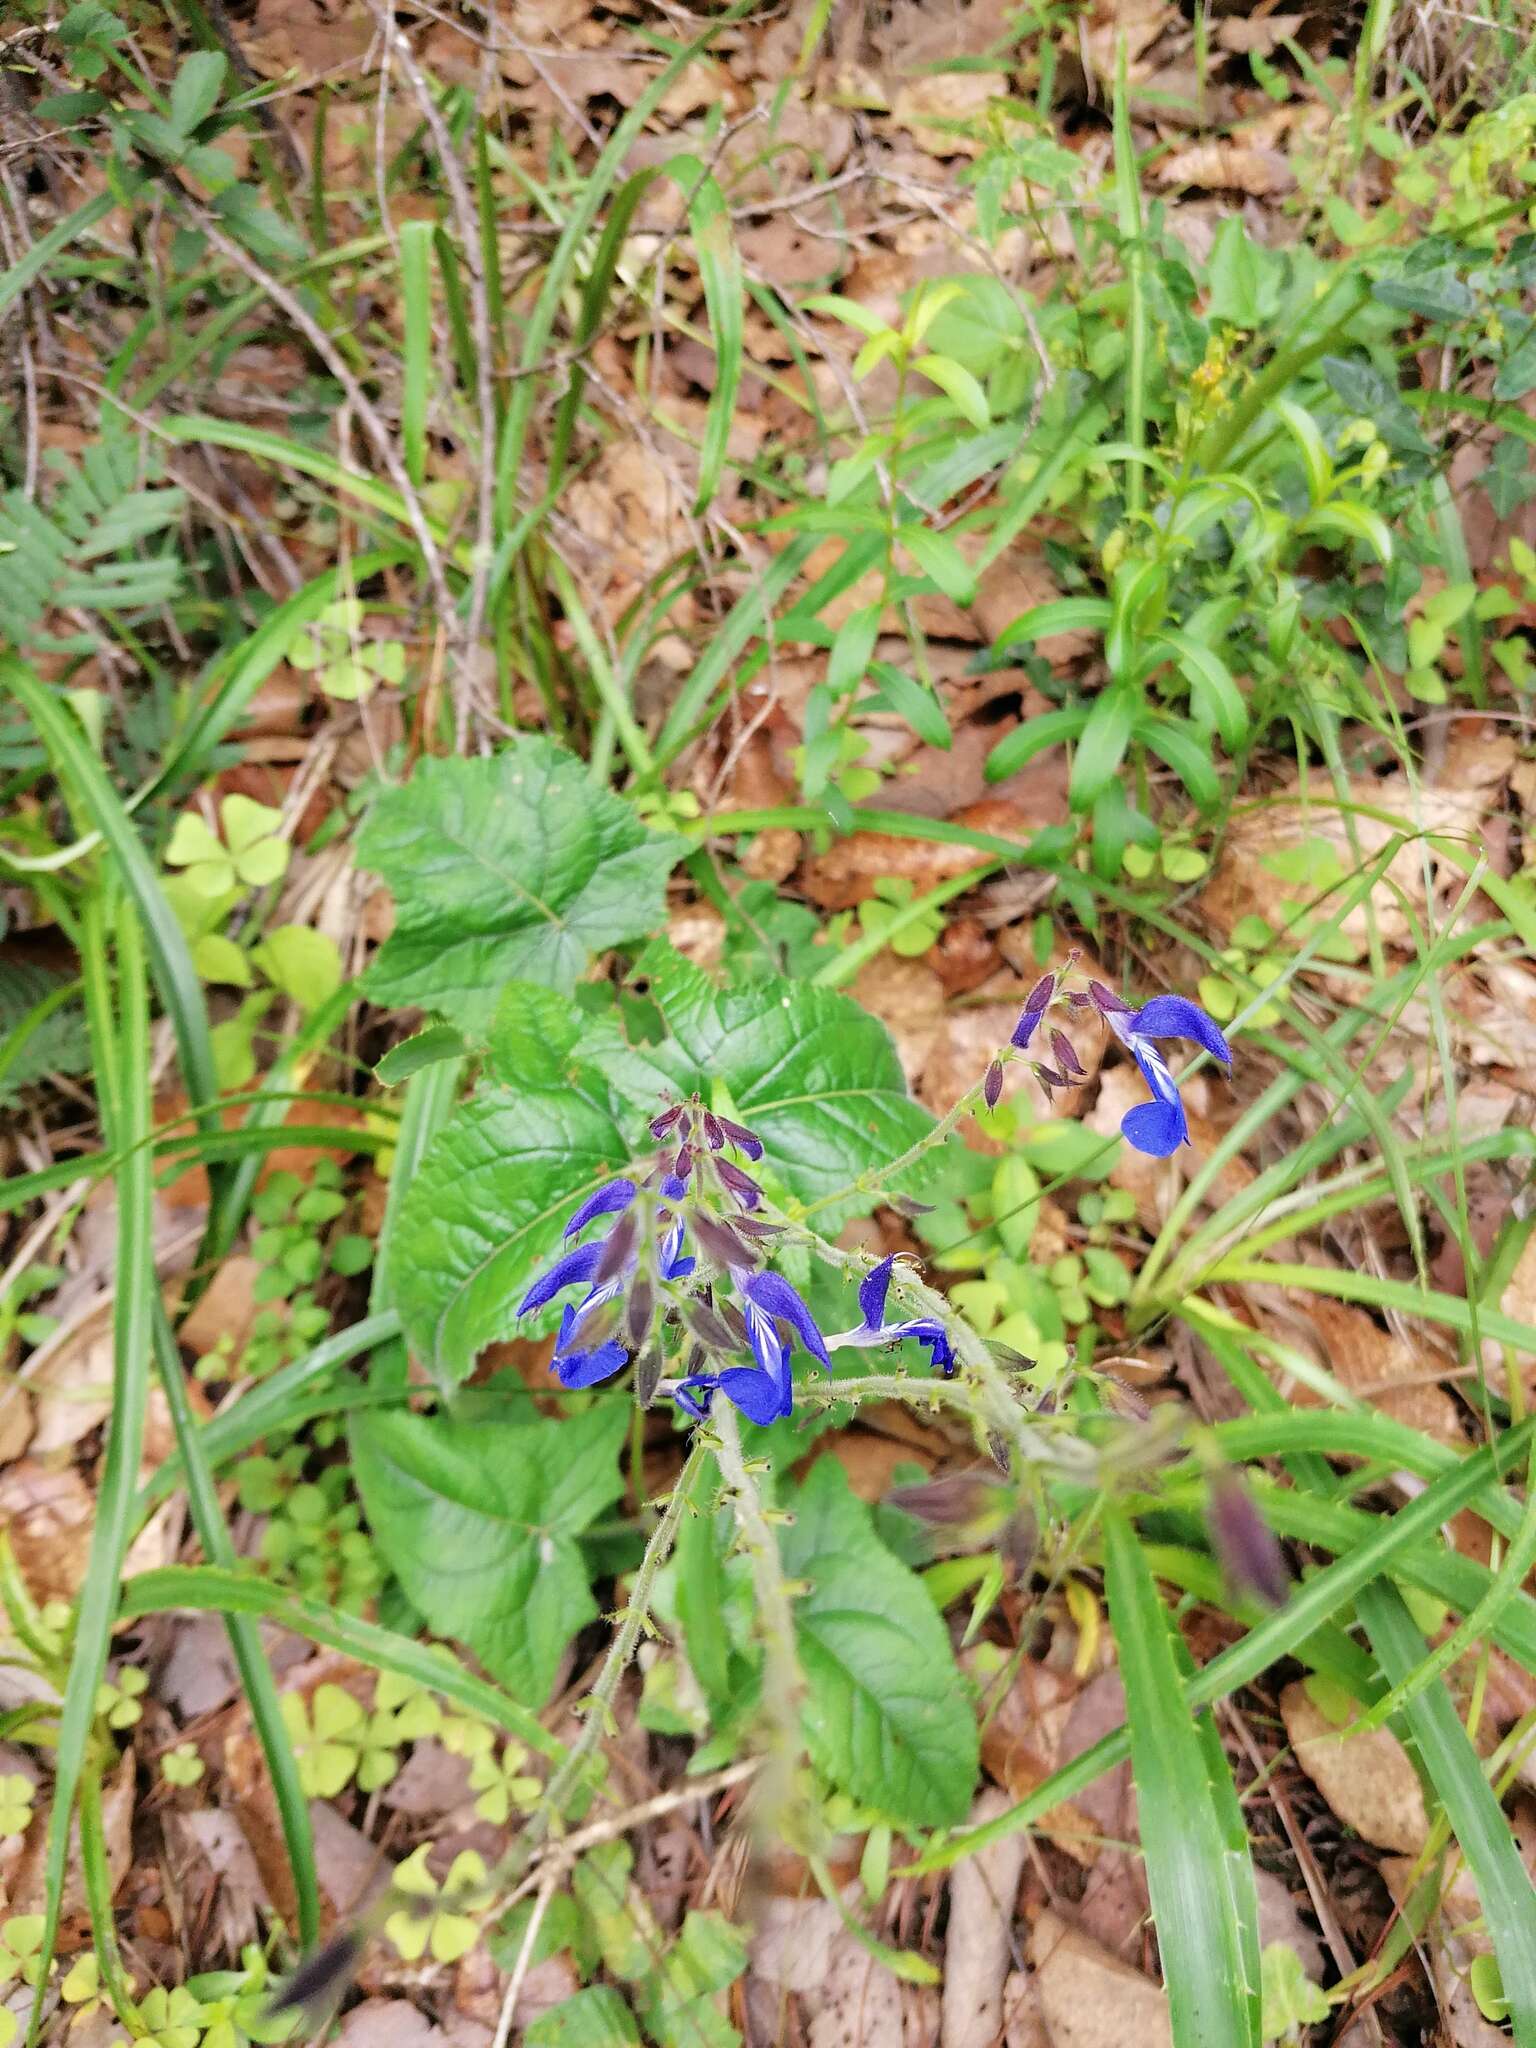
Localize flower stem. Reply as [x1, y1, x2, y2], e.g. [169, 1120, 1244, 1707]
[712, 1402, 805, 1823]
[538, 1434, 712, 1831]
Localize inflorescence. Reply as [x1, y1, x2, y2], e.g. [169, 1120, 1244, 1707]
[517, 972, 1233, 1427]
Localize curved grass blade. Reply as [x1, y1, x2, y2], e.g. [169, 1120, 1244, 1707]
[1, 657, 224, 1187]
[29, 901, 153, 2041]
[1355, 1579, 1536, 2048]
[119, 1566, 565, 1761]
[139, 1311, 401, 1510]
[150, 1296, 321, 1947]
[1102, 1506, 1260, 2048]
[903, 1417, 1536, 1875]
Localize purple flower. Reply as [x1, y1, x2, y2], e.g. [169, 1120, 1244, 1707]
[1099, 993, 1232, 1157]
[1011, 973, 1056, 1050]
[563, 1178, 638, 1239]
[519, 1184, 693, 1391]
[827, 1255, 955, 1377]
[675, 1270, 829, 1427]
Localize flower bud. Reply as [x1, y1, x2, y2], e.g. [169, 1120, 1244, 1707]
[1207, 1469, 1290, 1608]
[1050, 1029, 1084, 1077]
[650, 1104, 684, 1140]
[983, 1059, 1005, 1108]
[592, 1209, 640, 1287]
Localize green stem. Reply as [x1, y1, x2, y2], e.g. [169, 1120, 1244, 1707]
[712, 1404, 804, 1818]
[535, 1435, 711, 1835]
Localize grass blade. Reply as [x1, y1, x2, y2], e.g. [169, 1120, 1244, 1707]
[1356, 1579, 1536, 2047]
[904, 1417, 1536, 1874]
[29, 898, 153, 2038]
[119, 1566, 565, 1761]
[150, 1297, 322, 1948]
[1102, 1505, 1260, 2048]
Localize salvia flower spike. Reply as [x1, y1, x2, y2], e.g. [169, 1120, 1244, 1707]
[1093, 989, 1233, 1157]
[826, 1255, 956, 1377]
[517, 1181, 694, 1391]
[675, 1269, 830, 1426]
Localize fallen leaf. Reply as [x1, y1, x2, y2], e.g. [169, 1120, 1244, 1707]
[1275, 1296, 1461, 1443]
[890, 72, 1006, 158]
[1026, 1910, 1172, 2048]
[24, 1295, 113, 1455]
[175, 1255, 263, 1362]
[1215, 14, 1305, 53]
[1153, 141, 1295, 196]
[750, 1895, 845, 1993]
[805, 1925, 908, 2047]
[941, 1788, 1028, 2048]
[0, 1458, 94, 1603]
[8, 1750, 134, 1918]
[1199, 746, 1513, 957]
[1281, 1679, 1430, 1853]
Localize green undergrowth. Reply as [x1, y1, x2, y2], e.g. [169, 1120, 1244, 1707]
[2, 6, 1536, 2048]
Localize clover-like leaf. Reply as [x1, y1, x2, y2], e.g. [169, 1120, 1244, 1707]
[356, 739, 685, 1028]
[280, 1683, 363, 1797]
[386, 1847, 486, 1963]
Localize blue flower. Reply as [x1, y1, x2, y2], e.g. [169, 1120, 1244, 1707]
[676, 1270, 829, 1427]
[1103, 994, 1232, 1157]
[518, 1183, 693, 1390]
[827, 1255, 955, 1376]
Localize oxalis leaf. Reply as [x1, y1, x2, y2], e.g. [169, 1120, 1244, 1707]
[351, 1401, 627, 1705]
[780, 1459, 978, 1827]
[583, 943, 935, 1226]
[356, 740, 685, 1029]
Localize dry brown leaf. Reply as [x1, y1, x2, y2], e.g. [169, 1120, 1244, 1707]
[243, 0, 373, 79]
[750, 1895, 844, 1993]
[20, 1296, 113, 1455]
[806, 1926, 908, 2048]
[1199, 743, 1513, 955]
[176, 1255, 263, 1362]
[816, 1431, 933, 1502]
[0, 1458, 94, 1603]
[941, 1788, 1028, 2048]
[890, 73, 1005, 158]
[1153, 141, 1295, 196]
[8, 1750, 133, 1918]
[851, 956, 947, 1091]
[1215, 14, 1306, 53]
[1026, 1910, 1172, 2048]
[1281, 1679, 1429, 1852]
[1275, 1295, 1462, 1442]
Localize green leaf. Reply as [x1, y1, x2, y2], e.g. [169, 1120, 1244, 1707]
[983, 705, 1090, 783]
[391, 1080, 627, 1387]
[1495, 322, 1536, 401]
[637, 1911, 748, 2048]
[357, 741, 685, 1028]
[169, 49, 225, 133]
[779, 1459, 978, 1826]
[485, 980, 584, 1088]
[1102, 1507, 1261, 2048]
[375, 1025, 469, 1087]
[914, 353, 990, 430]
[251, 925, 342, 1011]
[595, 944, 932, 1224]
[351, 1402, 627, 1704]
[525, 1988, 642, 2048]
[1205, 216, 1275, 329]
[899, 524, 977, 604]
[867, 661, 951, 750]
[1069, 681, 1137, 809]
[192, 933, 252, 989]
